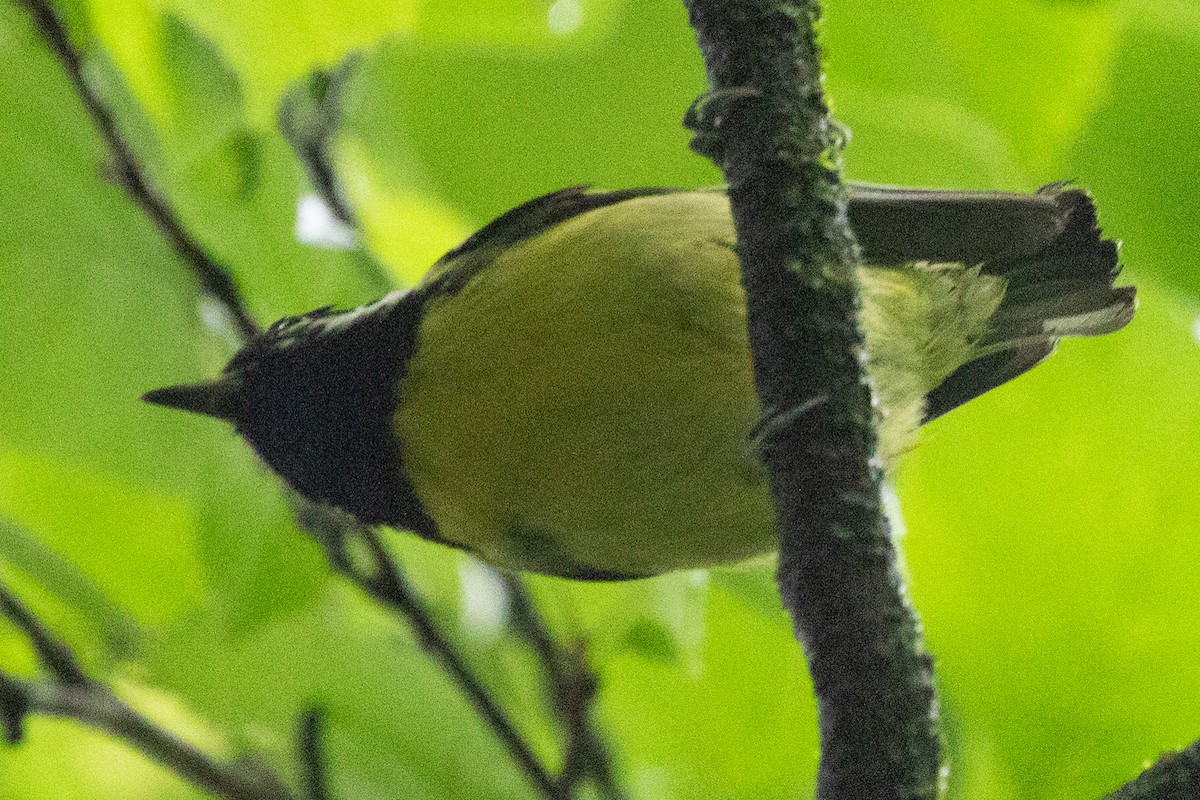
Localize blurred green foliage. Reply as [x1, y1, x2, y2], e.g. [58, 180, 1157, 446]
[0, 0, 1197, 798]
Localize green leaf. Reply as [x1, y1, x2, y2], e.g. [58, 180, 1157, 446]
[150, 583, 535, 800]
[600, 585, 817, 799]
[1069, 5, 1200, 301]
[334, 2, 718, 228]
[900, 285, 1200, 798]
[826, 0, 1117, 182]
[0, 513, 140, 653]
[918, 0, 1117, 175]
[0, 453, 202, 627]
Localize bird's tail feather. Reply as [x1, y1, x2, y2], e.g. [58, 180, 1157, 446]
[908, 185, 1135, 420]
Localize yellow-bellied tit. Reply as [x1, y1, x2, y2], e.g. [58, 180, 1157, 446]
[144, 185, 1135, 580]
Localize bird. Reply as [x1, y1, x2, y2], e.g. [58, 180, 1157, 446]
[144, 184, 1135, 580]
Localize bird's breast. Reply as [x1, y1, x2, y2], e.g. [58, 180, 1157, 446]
[394, 192, 780, 578]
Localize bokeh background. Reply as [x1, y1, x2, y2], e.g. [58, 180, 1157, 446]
[2, 0, 1199, 797]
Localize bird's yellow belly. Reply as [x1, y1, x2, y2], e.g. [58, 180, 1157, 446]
[394, 193, 779, 578]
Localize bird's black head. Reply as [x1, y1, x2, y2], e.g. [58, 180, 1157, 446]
[144, 292, 436, 535]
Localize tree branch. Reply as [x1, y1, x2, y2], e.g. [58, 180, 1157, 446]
[0, 578, 291, 800]
[15, 1, 1200, 798]
[293, 501, 565, 800]
[505, 579, 623, 800]
[682, 2, 941, 798]
[297, 707, 331, 800]
[0, 576, 88, 687]
[1105, 741, 1200, 800]
[13, 0, 260, 340]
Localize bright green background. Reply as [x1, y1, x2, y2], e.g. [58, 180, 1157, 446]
[1, 0, 1198, 798]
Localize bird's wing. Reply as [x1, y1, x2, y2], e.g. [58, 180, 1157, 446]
[419, 186, 681, 296]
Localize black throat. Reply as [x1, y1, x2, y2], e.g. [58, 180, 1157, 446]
[234, 293, 439, 539]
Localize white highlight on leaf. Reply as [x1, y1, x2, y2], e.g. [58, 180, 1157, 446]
[1192, 314, 1200, 345]
[653, 572, 707, 678]
[197, 296, 244, 346]
[459, 558, 510, 640]
[547, 0, 583, 35]
[197, 295, 229, 333]
[633, 767, 671, 799]
[295, 193, 355, 250]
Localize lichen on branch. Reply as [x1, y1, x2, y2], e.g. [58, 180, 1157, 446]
[682, 2, 943, 798]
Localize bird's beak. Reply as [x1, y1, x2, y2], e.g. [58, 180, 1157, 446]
[142, 377, 243, 422]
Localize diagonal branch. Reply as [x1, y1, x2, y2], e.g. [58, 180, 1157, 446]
[294, 501, 564, 800]
[13, 0, 260, 340]
[0, 577, 88, 686]
[682, 2, 941, 798]
[505, 580, 622, 799]
[0, 577, 292, 800]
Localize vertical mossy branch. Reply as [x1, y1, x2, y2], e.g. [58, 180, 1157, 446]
[683, 2, 941, 798]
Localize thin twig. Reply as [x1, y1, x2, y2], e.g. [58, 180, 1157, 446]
[505, 579, 622, 799]
[293, 499, 563, 799]
[0, 578, 291, 800]
[13, 0, 261, 340]
[0, 670, 30, 745]
[15, 676, 291, 800]
[0, 579, 88, 686]
[354, 526, 564, 800]
[277, 66, 359, 228]
[297, 707, 331, 800]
